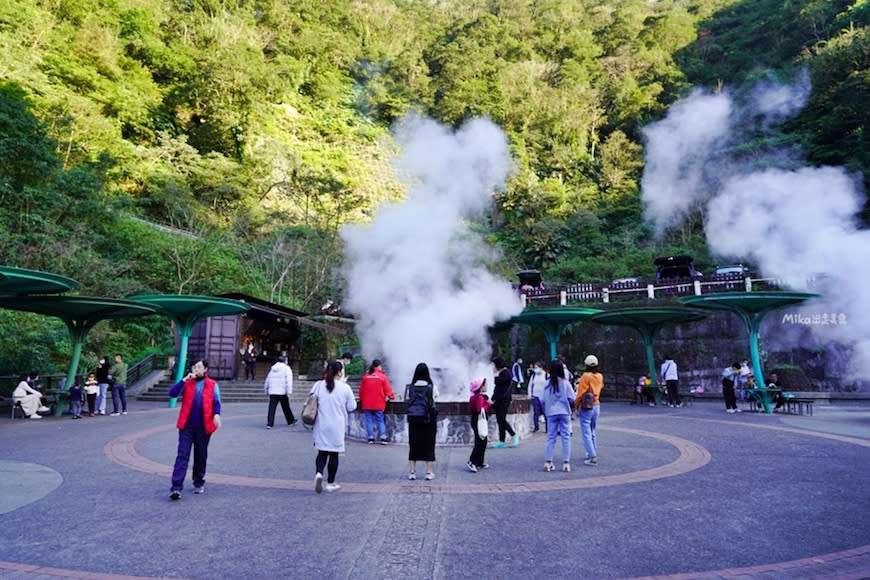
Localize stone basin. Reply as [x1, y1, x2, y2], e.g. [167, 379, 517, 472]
[347, 397, 532, 445]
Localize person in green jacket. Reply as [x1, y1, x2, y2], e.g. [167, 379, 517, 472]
[109, 353, 129, 415]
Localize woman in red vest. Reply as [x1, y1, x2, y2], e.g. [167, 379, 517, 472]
[168, 359, 222, 500]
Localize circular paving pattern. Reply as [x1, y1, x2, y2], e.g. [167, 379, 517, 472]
[104, 417, 712, 493]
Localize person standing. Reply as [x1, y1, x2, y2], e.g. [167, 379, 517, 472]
[83, 374, 99, 417]
[168, 359, 222, 500]
[13, 374, 48, 419]
[467, 377, 491, 472]
[491, 356, 518, 448]
[404, 362, 439, 481]
[575, 355, 604, 466]
[358, 359, 395, 444]
[242, 343, 257, 381]
[109, 353, 128, 416]
[511, 357, 525, 393]
[721, 363, 741, 413]
[264, 354, 296, 429]
[312, 360, 356, 493]
[527, 361, 548, 432]
[660, 355, 681, 408]
[95, 356, 110, 415]
[68, 381, 83, 419]
[737, 359, 751, 402]
[541, 360, 575, 472]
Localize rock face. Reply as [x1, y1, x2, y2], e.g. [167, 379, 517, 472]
[508, 308, 866, 393]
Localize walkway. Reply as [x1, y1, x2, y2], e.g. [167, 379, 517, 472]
[1, 401, 869, 579]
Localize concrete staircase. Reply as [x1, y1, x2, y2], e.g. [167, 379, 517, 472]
[136, 377, 321, 404]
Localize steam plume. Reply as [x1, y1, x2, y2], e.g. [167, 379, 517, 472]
[641, 72, 870, 383]
[341, 116, 523, 398]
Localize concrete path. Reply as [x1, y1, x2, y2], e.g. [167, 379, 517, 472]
[1, 400, 869, 579]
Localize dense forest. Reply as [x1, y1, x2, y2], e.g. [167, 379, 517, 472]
[1, 0, 867, 375]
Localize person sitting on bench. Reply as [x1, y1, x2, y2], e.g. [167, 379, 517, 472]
[767, 372, 785, 411]
[13, 374, 50, 419]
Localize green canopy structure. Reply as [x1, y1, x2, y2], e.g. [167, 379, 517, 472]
[680, 292, 819, 413]
[0, 296, 159, 415]
[509, 307, 603, 360]
[590, 307, 707, 405]
[129, 295, 251, 407]
[0, 265, 78, 295]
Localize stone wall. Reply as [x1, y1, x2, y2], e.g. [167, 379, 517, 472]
[505, 307, 867, 392]
[347, 399, 532, 444]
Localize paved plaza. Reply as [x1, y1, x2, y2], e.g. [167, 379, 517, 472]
[1, 400, 870, 579]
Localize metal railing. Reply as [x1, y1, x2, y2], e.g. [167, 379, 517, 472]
[521, 274, 783, 307]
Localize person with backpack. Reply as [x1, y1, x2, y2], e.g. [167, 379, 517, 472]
[404, 362, 438, 481]
[491, 356, 518, 448]
[721, 363, 741, 413]
[541, 360, 575, 472]
[575, 355, 604, 466]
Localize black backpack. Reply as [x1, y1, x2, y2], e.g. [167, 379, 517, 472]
[406, 383, 433, 424]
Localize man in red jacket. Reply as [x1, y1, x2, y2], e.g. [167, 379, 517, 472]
[358, 359, 395, 444]
[168, 359, 222, 500]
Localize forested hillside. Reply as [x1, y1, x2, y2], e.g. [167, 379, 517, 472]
[1, 0, 867, 374]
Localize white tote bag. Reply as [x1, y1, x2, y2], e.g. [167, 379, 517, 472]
[476, 410, 488, 439]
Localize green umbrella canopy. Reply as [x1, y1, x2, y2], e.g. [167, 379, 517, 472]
[128, 295, 251, 387]
[590, 306, 708, 385]
[510, 307, 603, 360]
[0, 266, 78, 295]
[0, 295, 159, 414]
[680, 292, 819, 412]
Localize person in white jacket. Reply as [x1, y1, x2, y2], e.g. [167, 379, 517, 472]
[312, 360, 357, 493]
[264, 355, 296, 429]
[13, 374, 50, 419]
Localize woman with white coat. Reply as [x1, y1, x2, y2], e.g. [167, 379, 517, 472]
[13, 374, 49, 419]
[311, 360, 357, 493]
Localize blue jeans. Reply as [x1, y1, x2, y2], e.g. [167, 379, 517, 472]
[580, 405, 600, 458]
[545, 415, 571, 462]
[111, 384, 127, 413]
[96, 383, 108, 413]
[364, 410, 387, 441]
[531, 397, 544, 430]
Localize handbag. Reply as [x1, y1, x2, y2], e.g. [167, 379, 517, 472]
[475, 409, 488, 440]
[581, 389, 595, 410]
[301, 385, 319, 426]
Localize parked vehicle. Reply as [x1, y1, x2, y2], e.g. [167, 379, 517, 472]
[714, 264, 749, 277]
[654, 255, 703, 281]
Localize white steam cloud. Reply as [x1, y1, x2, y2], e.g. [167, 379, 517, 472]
[641, 90, 732, 234]
[341, 116, 523, 399]
[641, 72, 870, 382]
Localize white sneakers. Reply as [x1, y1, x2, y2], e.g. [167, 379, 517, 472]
[424, 472, 435, 481]
[315, 473, 338, 493]
[29, 414, 43, 420]
[38, 406, 51, 413]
